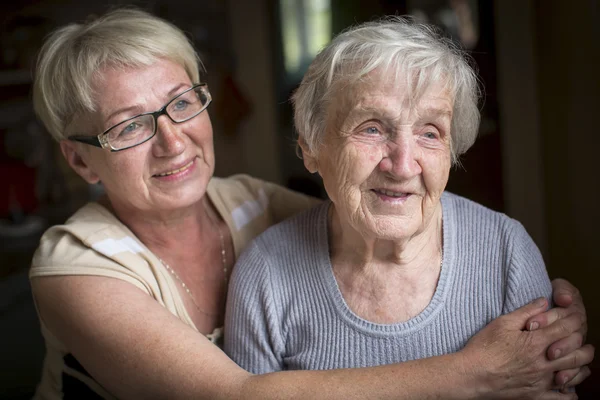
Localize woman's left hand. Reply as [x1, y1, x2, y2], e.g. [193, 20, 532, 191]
[525, 278, 594, 390]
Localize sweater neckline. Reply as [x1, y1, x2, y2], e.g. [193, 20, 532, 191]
[316, 193, 455, 335]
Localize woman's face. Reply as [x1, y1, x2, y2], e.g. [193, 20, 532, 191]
[303, 73, 453, 241]
[65, 58, 215, 214]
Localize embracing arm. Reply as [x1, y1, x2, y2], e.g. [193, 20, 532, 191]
[32, 275, 589, 400]
[504, 222, 594, 390]
[526, 278, 593, 389]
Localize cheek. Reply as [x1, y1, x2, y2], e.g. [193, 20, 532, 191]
[99, 152, 147, 187]
[327, 143, 381, 186]
[422, 153, 451, 196]
[190, 114, 213, 142]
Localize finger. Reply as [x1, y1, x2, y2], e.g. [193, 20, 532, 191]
[553, 368, 579, 388]
[548, 344, 595, 372]
[560, 366, 591, 389]
[527, 307, 571, 331]
[504, 297, 548, 329]
[538, 389, 578, 400]
[551, 278, 576, 308]
[558, 288, 589, 343]
[553, 366, 590, 389]
[536, 313, 584, 345]
[547, 332, 583, 360]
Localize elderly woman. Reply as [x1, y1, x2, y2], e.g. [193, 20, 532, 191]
[224, 16, 593, 396]
[29, 8, 591, 400]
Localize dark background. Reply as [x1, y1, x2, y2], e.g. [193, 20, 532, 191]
[0, 0, 598, 398]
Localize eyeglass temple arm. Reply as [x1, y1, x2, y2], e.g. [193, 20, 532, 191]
[68, 135, 103, 148]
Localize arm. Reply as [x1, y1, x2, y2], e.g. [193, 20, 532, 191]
[224, 242, 285, 374]
[503, 222, 594, 389]
[526, 278, 594, 389]
[32, 275, 589, 400]
[502, 221, 553, 315]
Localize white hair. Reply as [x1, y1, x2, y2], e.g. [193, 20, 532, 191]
[292, 16, 481, 164]
[33, 8, 203, 141]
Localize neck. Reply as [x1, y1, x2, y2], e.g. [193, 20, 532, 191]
[329, 204, 443, 271]
[102, 195, 215, 257]
[328, 203, 444, 323]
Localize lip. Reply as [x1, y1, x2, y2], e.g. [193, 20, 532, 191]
[371, 188, 414, 202]
[372, 188, 412, 196]
[153, 158, 196, 178]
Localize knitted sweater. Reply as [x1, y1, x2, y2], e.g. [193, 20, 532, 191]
[224, 192, 552, 372]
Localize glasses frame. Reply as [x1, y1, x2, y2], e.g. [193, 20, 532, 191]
[68, 83, 211, 152]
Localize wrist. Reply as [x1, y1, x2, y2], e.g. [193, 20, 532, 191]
[450, 350, 490, 400]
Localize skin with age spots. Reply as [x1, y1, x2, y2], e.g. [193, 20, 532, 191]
[298, 71, 455, 323]
[302, 72, 453, 248]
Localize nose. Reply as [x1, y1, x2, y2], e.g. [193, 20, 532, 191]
[152, 115, 185, 157]
[378, 136, 422, 179]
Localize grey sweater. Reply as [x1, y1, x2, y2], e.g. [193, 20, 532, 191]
[224, 192, 552, 373]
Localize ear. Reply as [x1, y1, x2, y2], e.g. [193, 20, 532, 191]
[59, 140, 101, 184]
[298, 136, 319, 174]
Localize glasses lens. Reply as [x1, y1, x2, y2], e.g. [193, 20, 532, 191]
[167, 86, 211, 123]
[106, 114, 155, 150]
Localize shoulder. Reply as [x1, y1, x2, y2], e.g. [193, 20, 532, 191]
[208, 174, 285, 212]
[442, 191, 523, 235]
[209, 174, 321, 230]
[231, 201, 328, 296]
[239, 201, 327, 270]
[210, 174, 318, 203]
[30, 202, 147, 282]
[209, 174, 269, 199]
[256, 200, 326, 246]
[33, 203, 120, 263]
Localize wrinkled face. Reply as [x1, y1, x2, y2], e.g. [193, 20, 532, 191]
[303, 72, 453, 241]
[66, 58, 214, 214]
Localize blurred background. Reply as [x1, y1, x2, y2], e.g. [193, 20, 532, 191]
[0, 0, 598, 398]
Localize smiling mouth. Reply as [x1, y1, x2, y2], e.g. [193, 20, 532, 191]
[154, 159, 195, 177]
[372, 189, 410, 198]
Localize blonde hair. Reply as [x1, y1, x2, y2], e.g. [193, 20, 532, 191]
[292, 16, 481, 165]
[33, 8, 203, 141]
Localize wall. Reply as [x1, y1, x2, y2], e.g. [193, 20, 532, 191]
[496, 0, 599, 393]
[536, 0, 600, 370]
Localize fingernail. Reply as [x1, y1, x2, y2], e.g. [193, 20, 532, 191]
[529, 321, 540, 331]
[533, 297, 546, 307]
[554, 349, 562, 359]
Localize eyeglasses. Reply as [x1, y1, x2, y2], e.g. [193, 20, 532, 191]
[68, 83, 212, 152]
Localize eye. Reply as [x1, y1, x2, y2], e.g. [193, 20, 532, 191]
[173, 99, 190, 110]
[364, 126, 381, 135]
[419, 124, 442, 140]
[119, 122, 141, 136]
[112, 117, 150, 140]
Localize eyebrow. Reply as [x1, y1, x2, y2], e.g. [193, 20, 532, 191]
[346, 104, 452, 123]
[104, 83, 192, 124]
[418, 106, 452, 119]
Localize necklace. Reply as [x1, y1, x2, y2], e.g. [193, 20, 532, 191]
[160, 258, 216, 316]
[203, 199, 229, 283]
[160, 258, 224, 344]
[158, 200, 229, 316]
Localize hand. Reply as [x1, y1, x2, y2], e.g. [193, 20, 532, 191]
[525, 278, 594, 389]
[461, 298, 593, 399]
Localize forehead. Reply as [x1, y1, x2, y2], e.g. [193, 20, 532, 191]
[332, 71, 454, 126]
[92, 59, 192, 106]
[351, 69, 452, 107]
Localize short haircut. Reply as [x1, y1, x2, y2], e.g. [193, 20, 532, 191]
[33, 8, 202, 141]
[292, 16, 481, 164]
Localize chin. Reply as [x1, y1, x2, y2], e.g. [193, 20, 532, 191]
[152, 184, 206, 210]
[371, 216, 422, 239]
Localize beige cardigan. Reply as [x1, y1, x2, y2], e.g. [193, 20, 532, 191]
[29, 174, 319, 400]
